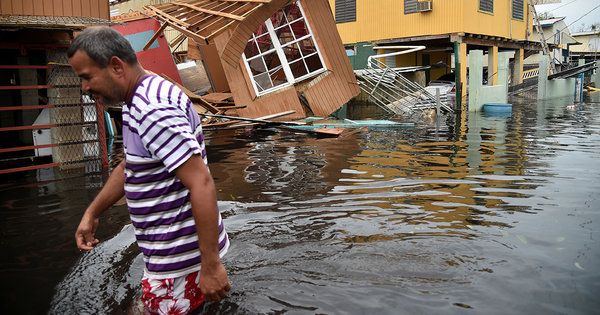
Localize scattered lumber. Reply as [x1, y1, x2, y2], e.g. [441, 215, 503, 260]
[201, 92, 233, 104]
[202, 110, 298, 129]
[200, 111, 303, 126]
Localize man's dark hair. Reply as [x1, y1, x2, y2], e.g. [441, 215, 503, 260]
[67, 26, 138, 67]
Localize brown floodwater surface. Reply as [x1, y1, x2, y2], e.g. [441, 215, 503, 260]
[1, 96, 599, 314]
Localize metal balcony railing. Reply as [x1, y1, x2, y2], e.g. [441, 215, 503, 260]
[354, 57, 453, 123]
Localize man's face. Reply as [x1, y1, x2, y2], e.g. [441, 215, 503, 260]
[68, 50, 123, 106]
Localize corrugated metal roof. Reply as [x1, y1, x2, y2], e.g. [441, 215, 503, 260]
[572, 31, 600, 37]
[539, 17, 565, 27]
[0, 15, 111, 29]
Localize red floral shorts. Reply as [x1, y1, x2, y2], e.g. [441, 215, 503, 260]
[141, 271, 205, 315]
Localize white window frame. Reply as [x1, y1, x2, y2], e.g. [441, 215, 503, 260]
[242, 0, 327, 97]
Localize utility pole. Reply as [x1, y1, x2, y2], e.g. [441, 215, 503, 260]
[529, 1, 556, 75]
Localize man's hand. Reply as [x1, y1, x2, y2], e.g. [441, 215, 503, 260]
[74, 160, 126, 252]
[75, 215, 100, 251]
[200, 259, 231, 302]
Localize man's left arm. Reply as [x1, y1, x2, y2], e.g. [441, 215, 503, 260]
[175, 154, 231, 302]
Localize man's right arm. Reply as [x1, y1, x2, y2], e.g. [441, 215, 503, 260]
[75, 160, 126, 251]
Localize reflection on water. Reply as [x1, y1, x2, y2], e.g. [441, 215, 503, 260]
[2, 96, 600, 314]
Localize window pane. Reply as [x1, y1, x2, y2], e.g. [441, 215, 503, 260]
[297, 37, 317, 57]
[253, 72, 273, 92]
[290, 20, 308, 40]
[244, 40, 260, 59]
[265, 52, 282, 72]
[283, 43, 302, 63]
[270, 10, 288, 29]
[289, 59, 308, 78]
[247, 57, 266, 76]
[275, 25, 294, 44]
[305, 53, 324, 73]
[256, 33, 274, 53]
[269, 68, 287, 87]
[284, 2, 302, 22]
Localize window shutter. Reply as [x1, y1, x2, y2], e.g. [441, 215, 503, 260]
[335, 0, 356, 23]
[512, 0, 523, 20]
[404, 0, 418, 14]
[479, 0, 493, 13]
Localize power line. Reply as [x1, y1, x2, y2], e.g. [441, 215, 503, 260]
[545, 0, 579, 13]
[541, 3, 600, 43]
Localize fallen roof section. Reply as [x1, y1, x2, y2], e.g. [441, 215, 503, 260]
[146, 0, 270, 43]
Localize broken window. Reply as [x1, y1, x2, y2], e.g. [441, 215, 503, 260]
[243, 0, 326, 96]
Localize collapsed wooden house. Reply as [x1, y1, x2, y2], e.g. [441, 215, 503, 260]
[145, 0, 359, 119]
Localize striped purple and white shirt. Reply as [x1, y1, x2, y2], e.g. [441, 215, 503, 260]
[122, 74, 229, 279]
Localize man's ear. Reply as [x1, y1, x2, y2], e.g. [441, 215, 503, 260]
[108, 56, 126, 76]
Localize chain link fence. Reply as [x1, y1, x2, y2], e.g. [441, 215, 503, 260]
[47, 49, 106, 173]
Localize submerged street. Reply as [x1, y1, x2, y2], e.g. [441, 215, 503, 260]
[1, 95, 599, 314]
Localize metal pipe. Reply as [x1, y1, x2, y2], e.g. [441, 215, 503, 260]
[367, 46, 426, 67]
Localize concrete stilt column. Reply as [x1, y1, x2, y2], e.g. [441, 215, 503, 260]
[498, 52, 511, 95]
[488, 46, 498, 85]
[537, 58, 548, 100]
[512, 48, 524, 85]
[468, 50, 483, 111]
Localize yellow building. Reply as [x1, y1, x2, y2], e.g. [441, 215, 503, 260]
[329, 0, 543, 101]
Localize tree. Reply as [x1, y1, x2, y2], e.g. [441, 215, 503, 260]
[538, 12, 555, 20]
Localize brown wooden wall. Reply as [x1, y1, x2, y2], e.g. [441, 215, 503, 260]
[300, 0, 359, 116]
[0, 0, 109, 19]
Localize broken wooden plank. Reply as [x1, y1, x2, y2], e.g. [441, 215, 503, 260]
[199, 112, 303, 125]
[173, 1, 244, 21]
[277, 126, 345, 137]
[160, 73, 221, 114]
[203, 110, 291, 130]
[201, 92, 233, 103]
[219, 105, 246, 110]
[219, 0, 269, 3]
[143, 22, 168, 51]
[170, 33, 187, 48]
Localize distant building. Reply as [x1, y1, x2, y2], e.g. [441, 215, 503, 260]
[570, 31, 600, 63]
[329, 0, 545, 98]
[524, 17, 578, 70]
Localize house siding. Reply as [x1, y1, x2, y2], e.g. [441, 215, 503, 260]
[0, 0, 109, 19]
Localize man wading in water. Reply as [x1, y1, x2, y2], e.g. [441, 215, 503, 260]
[69, 26, 230, 314]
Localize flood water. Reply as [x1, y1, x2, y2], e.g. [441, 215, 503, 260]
[1, 95, 599, 314]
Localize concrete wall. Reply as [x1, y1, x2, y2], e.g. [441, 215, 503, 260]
[537, 58, 576, 100]
[467, 50, 509, 112]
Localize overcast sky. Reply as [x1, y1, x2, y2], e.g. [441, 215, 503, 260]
[537, 0, 600, 32]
